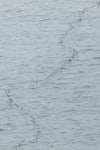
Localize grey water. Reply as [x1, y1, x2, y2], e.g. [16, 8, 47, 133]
[0, 0, 100, 149]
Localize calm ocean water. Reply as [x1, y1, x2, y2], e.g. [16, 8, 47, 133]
[0, 0, 100, 149]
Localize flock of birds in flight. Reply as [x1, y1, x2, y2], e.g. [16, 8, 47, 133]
[5, 0, 100, 149]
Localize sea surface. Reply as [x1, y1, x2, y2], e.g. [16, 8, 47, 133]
[0, 0, 100, 150]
